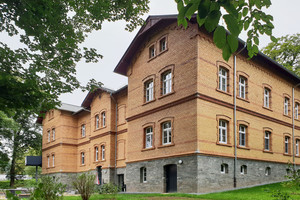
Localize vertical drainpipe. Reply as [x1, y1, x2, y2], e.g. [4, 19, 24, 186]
[110, 93, 118, 184]
[292, 83, 300, 170]
[233, 44, 246, 188]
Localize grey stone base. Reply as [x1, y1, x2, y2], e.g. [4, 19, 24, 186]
[125, 155, 292, 193]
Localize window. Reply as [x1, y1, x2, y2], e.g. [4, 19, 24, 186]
[140, 167, 147, 183]
[159, 37, 166, 52]
[219, 120, 227, 144]
[162, 71, 172, 95]
[239, 76, 246, 99]
[145, 127, 153, 148]
[101, 145, 105, 160]
[295, 103, 299, 119]
[221, 163, 228, 174]
[264, 88, 271, 108]
[284, 97, 289, 116]
[47, 156, 50, 167]
[240, 165, 247, 174]
[145, 80, 154, 102]
[81, 124, 86, 137]
[265, 167, 271, 176]
[52, 154, 55, 167]
[219, 67, 228, 92]
[285, 136, 290, 154]
[101, 112, 106, 127]
[162, 121, 172, 145]
[149, 45, 155, 58]
[52, 128, 55, 141]
[264, 131, 271, 151]
[47, 130, 50, 142]
[95, 147, 99, 161]
[95, 115, 99, 129]
[239, 125, 246, 147]
[296, 139, 299, 156]
[81, 152, 85, 165]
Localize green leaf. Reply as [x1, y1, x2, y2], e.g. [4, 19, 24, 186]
[186, 2, 199, 19]
[224, 14, 241, 36]
[244, 19, 250, 30]
[197, 14, 206, 27]
[210, 1, 220, 12]
[271, 36, 277, 42]
[176, 0, 184, 12]
[213, 26, 227, 49]
[227, 34, 239, 53]
[223, 2, 239, 18]
[198, 0, 211, 18]
[204, 10, 221, 32]
[222, 43, 232, 61]
[253, 36, 259, 45]
[242, 7, 248, 17]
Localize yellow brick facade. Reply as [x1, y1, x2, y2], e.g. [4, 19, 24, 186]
[41, 15, 300, 192]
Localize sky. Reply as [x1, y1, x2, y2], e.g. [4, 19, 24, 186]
[56, 0, 300, 106]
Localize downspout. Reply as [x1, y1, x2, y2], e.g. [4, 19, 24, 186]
[292, 83, 300, 170]
[233, 43, 246, 188]
[110, 93, 118, 184]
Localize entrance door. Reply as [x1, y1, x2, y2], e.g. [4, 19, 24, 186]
[117, 174, 125, 191]
[97, 166, 102, 185]
[165, 164, 177, 193]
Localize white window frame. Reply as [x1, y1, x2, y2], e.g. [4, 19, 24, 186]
[295, 103, 299, 119]
[52, 128, 55, 141]
[219, 120, 227, 144]
[142, 167, 147, 183]
[296, 140, 299, 156]
[221, 164, 228, 174]
[162, 71, 172, 95]
[81, 152, 85, 165]
[81, 124, 85, 137]
[264, 131, 270, 151]
[239, 76, 246, 99]
[96, 115, 99, 129]
[47, 156, 50, 167]
[149, 45, 155, 58]
[240, 165, 247, 175]
[145, 80, 154, 102]
[160, 37, 166, 52]
[52, 155, 55, 167]
[101, 145, 105, 160]
[145, 127, 153, 148]
[265, 167, 271, 176]
[95, 147, 99, 161]
[285, 136, 289, 154]
[264, 88, 270, 108]
[284, 97, 289, 115]
[239, 125, 246, 147]
[162, 122, 172, 145]
[219, 67, 227, 92]
[101, 112, 106, 127]
[48, 130, 50, 142]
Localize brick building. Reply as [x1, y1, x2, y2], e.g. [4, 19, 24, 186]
[40, 15, 300, 193]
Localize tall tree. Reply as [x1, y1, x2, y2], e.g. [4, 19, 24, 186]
[0, 111, 42, 187]
[262, 33, 300, 76]
[176, 0, 276, 61]
[0, 0, 150, 117]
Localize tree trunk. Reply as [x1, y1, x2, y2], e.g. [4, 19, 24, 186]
[9, 133, 18, 187]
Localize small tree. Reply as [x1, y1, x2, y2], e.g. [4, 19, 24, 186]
[284, 164, 300, 189]
[72, 173, 96, 200]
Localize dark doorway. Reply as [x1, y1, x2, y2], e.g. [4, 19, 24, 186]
[117, 174, 125, 191]
[97, 166, 102, 185]
[164, 164, 177, 193]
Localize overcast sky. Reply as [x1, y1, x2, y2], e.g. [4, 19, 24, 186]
[58, 0, 300, 106]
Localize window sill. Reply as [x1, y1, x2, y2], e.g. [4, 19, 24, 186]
[283, 153, 292, 157]
[93, 160, 106, 163]
[283, 114, 291, 119]
[94, 126, 107, 132]
[237, 146, 250, 150]
[141, 147, 155, 152]
[158, 91, 175, 100]
[158, 143, 175, 148]
[216, 142, 232, 147]
[236, 96, 250, 103]
[157, 48, 168, 57]
[263, 150, 273, 154]
[262, 106, 273, 112]
[142, 99, 156, 106]
[216, 89, 232, 96]
[295, 118, 300, 122]
[147, 56, 157, 62]
[80, 164, 86, 167]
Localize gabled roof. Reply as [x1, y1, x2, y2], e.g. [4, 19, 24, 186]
[58, 103, 84, 113]
[81, 85, 128, 108]
[113, 14, 300, 84]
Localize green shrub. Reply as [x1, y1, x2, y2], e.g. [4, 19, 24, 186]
[72, 173, 96, 200]
[271, 189, 291, 200]
[98, 183, 120, 194]
[29, 176, 66, 200]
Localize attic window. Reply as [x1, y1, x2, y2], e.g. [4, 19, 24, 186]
[149, 45, 155, 59]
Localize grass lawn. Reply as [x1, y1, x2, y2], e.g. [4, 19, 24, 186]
[63, 182, 300, 200]
[0, 179, 36, 189]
